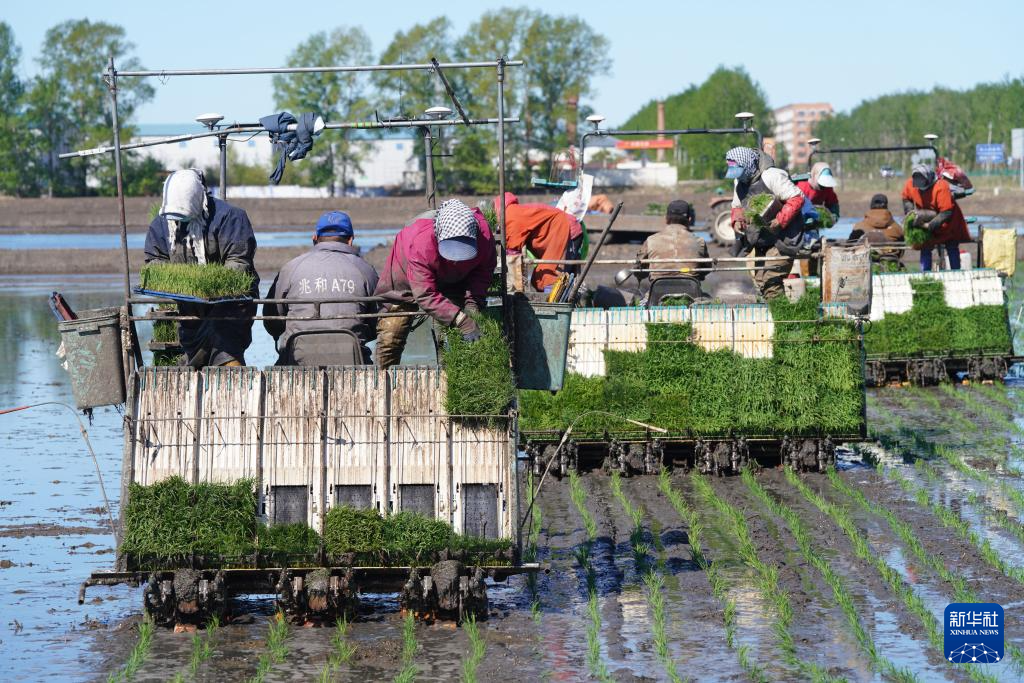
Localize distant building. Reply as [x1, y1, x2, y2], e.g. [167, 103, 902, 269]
[773, 103, 833, 169]
[131, 124, 420, 194]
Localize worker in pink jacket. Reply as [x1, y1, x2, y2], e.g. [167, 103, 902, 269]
[374, 199, 497, 367]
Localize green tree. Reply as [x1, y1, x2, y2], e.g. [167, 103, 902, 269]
[376, 17, 454, 119]
[620, 66, 774, 179]
[27, 19, 154, 196]
[274, 27, 375, 195]
[813, 77, 1024, 177]
[0, 22, 34, 196]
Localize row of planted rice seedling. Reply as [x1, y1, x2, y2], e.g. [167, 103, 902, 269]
[121, 477, 513, 570]
[519, 290, 864, 437]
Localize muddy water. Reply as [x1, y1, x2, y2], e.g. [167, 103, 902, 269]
[3, 272, 1024, 681]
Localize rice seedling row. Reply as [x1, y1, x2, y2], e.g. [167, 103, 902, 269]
[827, 467, 1024, 672]
[656, 472, 768, 682]
[974, 383, 1020, 413]
[786, 467, 1000, 683]
[739, 470, 917, 683]
[525, 471, 543, 622]
[871, 458, 1024, 586]
[169, 615, 219, 683]
[567, 470, 614, 683]
[393, 613, 419, 683]
[937, 384, 1024, 439]
[692, 471, 841, 683]
[460, 615, 486, 683]
[609, 472, 683, 683]
[246, 612, 290, 683]
[872, 400, 1024, 520]
[315, 617, 355, 683]
[106, 618, 154, 683]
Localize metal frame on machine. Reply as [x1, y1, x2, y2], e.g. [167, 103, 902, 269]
[806, 134, 940, 169]
[62, 58, 546, 613]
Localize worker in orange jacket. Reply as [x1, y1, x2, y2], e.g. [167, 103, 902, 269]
[901, 164, 970, 271]
[495, 192, 584, 292]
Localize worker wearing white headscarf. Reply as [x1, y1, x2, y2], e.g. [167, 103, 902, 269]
[144, 169, 259, 366]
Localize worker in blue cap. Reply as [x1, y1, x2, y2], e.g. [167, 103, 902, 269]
[263, 211, 380, 365]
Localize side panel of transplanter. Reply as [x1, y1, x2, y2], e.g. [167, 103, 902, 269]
[451, 416, 514, 540]
[132, 367, 200, 485]
[566, 308, 607, 377]
[262, 367, 323, 531]
[733, 304, 774, 359]
[969, 269, 1004, 305]
[388, 366, 450, 523]
[691, 303, 734, 352]
[324, 366, 388, 516]
[197, 366, 263, 483]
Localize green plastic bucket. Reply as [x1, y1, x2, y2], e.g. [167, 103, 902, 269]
[58, 307, 126, 409]
[513, 296, 573, 391]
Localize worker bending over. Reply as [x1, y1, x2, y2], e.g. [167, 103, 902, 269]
[374, 199, 496, 368]
[726, 147, 804, 299]
[497, 192, 583, 292]
[144, 169, 258, 367]
[848, 194, 904, 269]
[263, 211, 379, 365]
[902, 164, 970, 271]
[796, 162, 840, 217]
[636, 199, 708, 298]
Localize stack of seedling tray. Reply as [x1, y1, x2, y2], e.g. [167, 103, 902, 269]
[136, 263, 255, 303]
[121, 477, 514, 571]
[519, 290, 865, 442]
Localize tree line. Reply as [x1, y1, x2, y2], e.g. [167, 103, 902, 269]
[0, 11, 610, 197]
[812, 78, 1024, 177]
[617, 66, 776, 180]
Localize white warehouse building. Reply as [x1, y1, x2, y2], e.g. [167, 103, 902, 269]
[130, 124, 422, 195]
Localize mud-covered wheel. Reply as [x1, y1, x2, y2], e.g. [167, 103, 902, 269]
[866, 361, 886, 387]
[457, 567, 489, 624]
[711, 210, 736, 247]
[144, 569, 227, 627]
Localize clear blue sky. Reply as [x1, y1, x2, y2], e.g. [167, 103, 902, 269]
[5, 0, 1022, 128]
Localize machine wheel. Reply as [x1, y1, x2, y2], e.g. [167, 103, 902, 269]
[711, 210, 736, 247]
[143, 570, 227, 627]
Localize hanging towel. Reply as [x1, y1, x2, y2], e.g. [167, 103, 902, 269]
[259, 111, 322, 184]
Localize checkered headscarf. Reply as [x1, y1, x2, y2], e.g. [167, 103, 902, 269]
[725, 146, 760, 183]
[435, 199, 478, 241]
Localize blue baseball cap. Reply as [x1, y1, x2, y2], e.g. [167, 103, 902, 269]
[315, 211, 353, 237]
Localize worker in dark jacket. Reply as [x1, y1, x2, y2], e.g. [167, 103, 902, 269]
[848, 194, 904, 268]
[144, 169, 258, 366]
[263, 211, 379, 365]
[636, 199, 708, 287]
[374, 199, 496, 368]
[902, 164, 970, 271]
[726, 147, 804, 299]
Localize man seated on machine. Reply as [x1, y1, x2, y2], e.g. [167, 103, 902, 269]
[263, 211, 379, 365]
[635, 199, 709, 304]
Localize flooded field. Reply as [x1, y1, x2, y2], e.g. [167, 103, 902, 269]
[1, 272, 1023, 682]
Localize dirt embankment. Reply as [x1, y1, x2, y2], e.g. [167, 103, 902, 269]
[2, 186, 1024, 233]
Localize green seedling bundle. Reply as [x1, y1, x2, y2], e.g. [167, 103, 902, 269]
[139, 263, 255, 299]
[122, 478, 513, 569]
[902, 212, 929, 247]
[442, 314, 514, 420]
[519, 290, 863, 438]
[814, 206, 835, 229]
[744, 193, 776, 228]
[864, 279, 1011, 357]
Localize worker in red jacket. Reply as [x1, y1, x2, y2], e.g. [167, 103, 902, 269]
[373, 199, 496, 367]
[901, 164, 970, 271]
[726, 147, 804, 299]
[796, 162, 840, 217]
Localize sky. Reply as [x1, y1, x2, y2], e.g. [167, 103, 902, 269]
[4, 0, 1022, 130]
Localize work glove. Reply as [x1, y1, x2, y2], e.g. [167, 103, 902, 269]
[913, 210, 937, 228]
[454, 311, 481, 343]
[463, 299, 481, 315]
